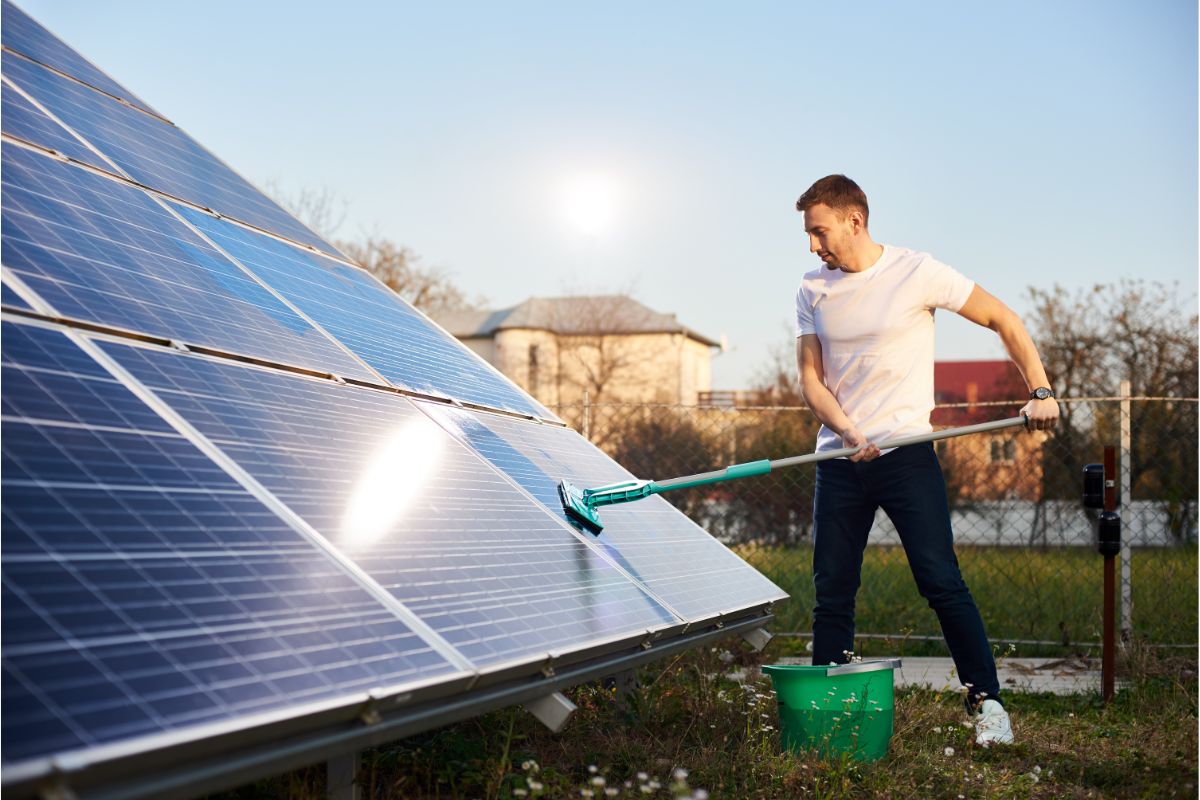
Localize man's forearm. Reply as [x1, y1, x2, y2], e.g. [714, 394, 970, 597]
[995, 313, 1052, 392]
[801, 378, 855, 436]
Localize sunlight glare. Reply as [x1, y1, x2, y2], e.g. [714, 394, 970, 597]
[339, 417, 445, 548]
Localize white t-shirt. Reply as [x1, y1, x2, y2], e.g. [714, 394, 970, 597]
[795, 245, 975, 453]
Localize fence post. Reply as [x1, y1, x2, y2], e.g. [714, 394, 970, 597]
[1120, 379, 1132, 639]
[583, 390, 591, 441]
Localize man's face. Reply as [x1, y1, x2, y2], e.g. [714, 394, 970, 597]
[803, 203, 855, 269]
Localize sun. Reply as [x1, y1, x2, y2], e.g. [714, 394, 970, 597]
[561, 172, 620, 237]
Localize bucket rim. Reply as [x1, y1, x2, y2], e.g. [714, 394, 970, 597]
[762, 658, 902, 677]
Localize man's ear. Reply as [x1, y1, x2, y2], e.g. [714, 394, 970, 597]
[848, 209, 866, 233]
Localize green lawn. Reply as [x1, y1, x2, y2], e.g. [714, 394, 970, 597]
[737, 545, 1198, 653]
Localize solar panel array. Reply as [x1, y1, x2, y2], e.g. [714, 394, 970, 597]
[1, 1, 786, 792]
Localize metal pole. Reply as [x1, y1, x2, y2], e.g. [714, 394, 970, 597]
[1119, 380, 1132, 638]
[1103, 445, 1117, 704]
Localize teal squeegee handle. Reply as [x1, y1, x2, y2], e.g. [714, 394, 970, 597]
[582, 414, 1028, 510]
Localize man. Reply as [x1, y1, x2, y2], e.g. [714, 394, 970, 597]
[793, 174, 1059, 746]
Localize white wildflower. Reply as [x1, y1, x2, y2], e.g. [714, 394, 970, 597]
[944, 747, 955, 756]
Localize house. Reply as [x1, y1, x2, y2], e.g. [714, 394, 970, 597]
[933, 360, 1047, 502]
[433, 295, 721, 408]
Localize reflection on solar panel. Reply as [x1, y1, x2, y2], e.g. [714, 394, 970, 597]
[175, 205, 553, 418]
[0, 0, 158, 115]
[1, 144, 375, 379]
[2, 80, 108, 169]
[1, 321, 461, 763]
[2, 51, 337, 256]
[1, 4, 784, 797]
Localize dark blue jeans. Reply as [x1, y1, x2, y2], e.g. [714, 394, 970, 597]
[811, 442, 1001, 710]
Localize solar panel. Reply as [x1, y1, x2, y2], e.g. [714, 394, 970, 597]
[420, 404, 788, 621]
[1, 51, 337, 256]
[1, 319, 463, 764]
[2, 79, 109, 169]
[1, 0, 158, 116]
[100, 338, 680, 667]
[2, 7, 785, 796]
[174, 204, 555, 418]
[1, 143, 376, 380]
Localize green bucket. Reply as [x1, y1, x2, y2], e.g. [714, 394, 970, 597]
[762, 658, 901, 762]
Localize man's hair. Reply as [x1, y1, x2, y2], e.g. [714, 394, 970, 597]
[796, 174, 869, 227]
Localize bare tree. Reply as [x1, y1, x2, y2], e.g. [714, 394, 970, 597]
[336, 237, 478, 315]
[262, 180, 348, 241]
[264, 182, 479, 314]
[550, 294, 657, 405]
[1025, 280, 1197, 537]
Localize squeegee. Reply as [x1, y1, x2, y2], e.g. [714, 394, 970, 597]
[558, 414, 1029, 534]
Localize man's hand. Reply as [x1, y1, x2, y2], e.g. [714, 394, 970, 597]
[1020, 398, 1060, 431]
[843, 427, 881, 462]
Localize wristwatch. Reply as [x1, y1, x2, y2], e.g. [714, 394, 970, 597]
[1029, 387, 1055, 400]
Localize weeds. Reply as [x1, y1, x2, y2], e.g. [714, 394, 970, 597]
[208, 637, 1196, 799]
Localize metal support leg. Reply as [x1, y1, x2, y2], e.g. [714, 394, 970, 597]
[742, 626, 772, 652]
[605, 668, 639, 703]
[327, 750, 361, 800]
[523, 692, 577, 733]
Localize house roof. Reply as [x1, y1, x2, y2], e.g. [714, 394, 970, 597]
[933, 360, 1026, 425]
[434, 295, 721, 347]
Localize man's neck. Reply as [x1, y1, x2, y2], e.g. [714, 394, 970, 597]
[838, 240, 885, 273]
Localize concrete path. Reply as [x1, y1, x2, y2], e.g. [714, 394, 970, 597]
[770, 656, 1123, 695]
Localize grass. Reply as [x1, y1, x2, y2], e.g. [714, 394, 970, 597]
[209, 637, 1197, 800]
[737, 545, 1198, 653]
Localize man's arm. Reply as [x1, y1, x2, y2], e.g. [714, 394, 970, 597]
[955, 285, 1060, 430]
[796, 334, 881, 461]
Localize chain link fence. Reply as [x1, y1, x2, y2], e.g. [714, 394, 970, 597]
[552, 396, 1198, 649]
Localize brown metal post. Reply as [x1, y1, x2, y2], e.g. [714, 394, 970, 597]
[1102, 446, 1117, 704]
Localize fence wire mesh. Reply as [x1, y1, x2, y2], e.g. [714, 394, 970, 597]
[551, 397, 1198, 649]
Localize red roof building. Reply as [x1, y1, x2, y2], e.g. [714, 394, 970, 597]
[932, 360, 1026, 426]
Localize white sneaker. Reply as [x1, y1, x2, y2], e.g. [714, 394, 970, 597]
[973, 699, 1014, 746]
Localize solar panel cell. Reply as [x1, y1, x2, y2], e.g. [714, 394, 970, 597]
[1, 321, 460, 764]
[1, 51, 335, 254]
[1, 281, 31, 308]
[173, 205, 555, 419]
[101, 339, 680, 667]
[1, 144, 375, 380]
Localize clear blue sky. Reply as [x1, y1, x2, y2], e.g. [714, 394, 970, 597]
[20, 0, 1198, 389]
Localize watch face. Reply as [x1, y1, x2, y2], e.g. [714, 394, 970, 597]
[1033, 387, 1052, 400]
